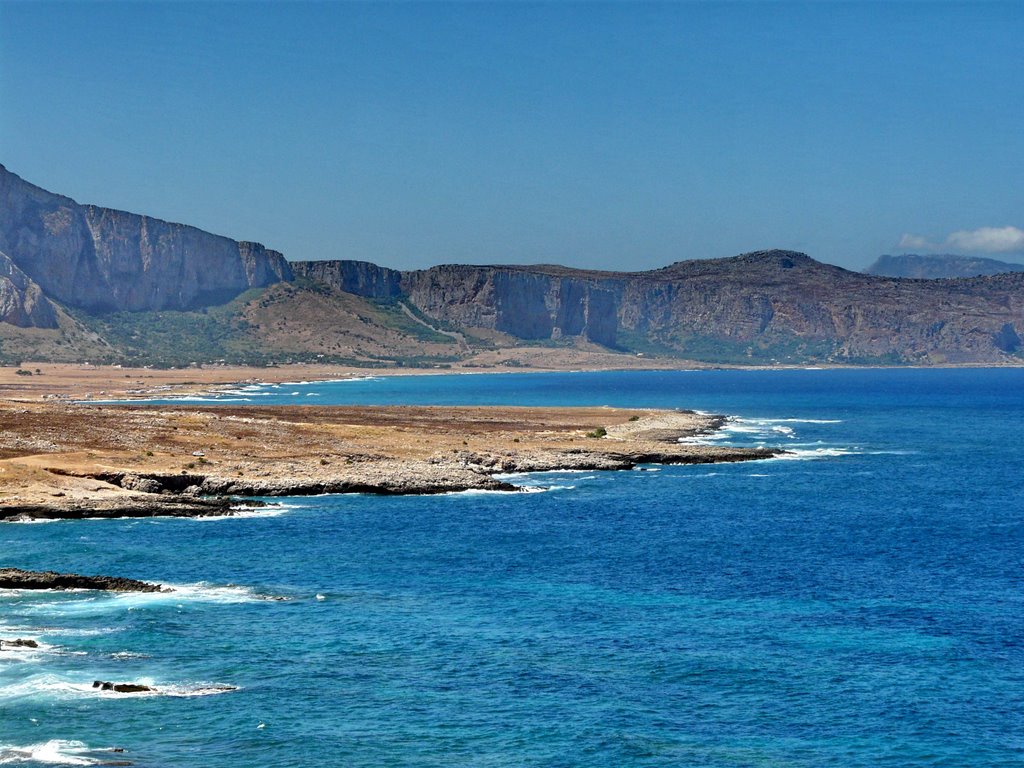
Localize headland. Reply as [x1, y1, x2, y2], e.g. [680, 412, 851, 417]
[0, 366, 781, 520]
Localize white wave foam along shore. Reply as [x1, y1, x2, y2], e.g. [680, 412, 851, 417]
[0, 739, 125, 766]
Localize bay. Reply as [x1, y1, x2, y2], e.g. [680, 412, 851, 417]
[2, 369, 1022, 766]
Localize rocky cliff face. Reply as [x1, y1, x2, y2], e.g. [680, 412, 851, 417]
[0, 164, 292, 314]
[0, 250, 57, 328]
[297, 250, 1024, 364]
[3, 161, 1021, 365]
[292, 259, 402, 300]
[298, 261, 620, 346]
[616, 250, 1024, 363]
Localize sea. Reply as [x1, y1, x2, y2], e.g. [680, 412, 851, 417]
[1, 369, 1022, 767]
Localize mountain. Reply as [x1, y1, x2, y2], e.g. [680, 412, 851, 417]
[0, 164, 292, 313]
[0, 164, 1022, 366]
[294, 251, 1024, 364]
[865, 254, 1024, 279]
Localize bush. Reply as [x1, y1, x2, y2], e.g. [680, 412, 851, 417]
[586, 427, 607, 438]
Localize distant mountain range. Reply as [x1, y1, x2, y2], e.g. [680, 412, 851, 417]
[865, 253, 1024, 279]
[0, 164, 1021, 366]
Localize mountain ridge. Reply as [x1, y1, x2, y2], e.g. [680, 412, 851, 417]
[0, 164, 292, 313]
[865, 253, 1024, 279]
[0, 164, 1021, 366]
[295, 250, 1024, 364]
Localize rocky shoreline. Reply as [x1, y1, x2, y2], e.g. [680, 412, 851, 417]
[0, 567, 166, 592]
[0, 402, 783, 521]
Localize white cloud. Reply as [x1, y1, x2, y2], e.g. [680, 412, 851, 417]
[946, 226, 1024, 254]
[897, 226, 1024, 255]
[897, 233, 934, 251]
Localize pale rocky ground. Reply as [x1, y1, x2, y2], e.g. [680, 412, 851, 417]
[0, 388, 777, 519]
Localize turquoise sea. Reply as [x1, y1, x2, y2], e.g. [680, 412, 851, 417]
[2, 369, 1023, 767]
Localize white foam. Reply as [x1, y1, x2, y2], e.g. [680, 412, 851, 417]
[14, 583, 281, 617]
[218, 389, 274, 397]
[191, 504, 290, 521]
[764, 418, 843, 424]
[0, 638, 57, 661]
[520, 484, 575, 493]
[30, 627, 117, 638]
[493, 468, 598, 480]
[2, 675, 237, 701]
[441, 487, 523, 497]
[680, 414, 843, 446]
[769, 447, 859, 461]
[0, 740, 118, 766]
[134, 582, 283, 604]
[1, 516, 60, 525]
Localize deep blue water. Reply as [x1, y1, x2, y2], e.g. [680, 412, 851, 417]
[3, 369, 1023, 767]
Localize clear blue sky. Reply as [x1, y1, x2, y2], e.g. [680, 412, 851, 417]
[1, 1, 1021, 271]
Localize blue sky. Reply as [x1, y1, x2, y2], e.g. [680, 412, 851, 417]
[1, 1, 1021, 271]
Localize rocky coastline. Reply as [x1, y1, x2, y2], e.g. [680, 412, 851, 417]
[0, 401, 783, 521]
[0, 567, 165, 592]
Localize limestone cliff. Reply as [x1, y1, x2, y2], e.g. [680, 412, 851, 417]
[404, 266, 620, 346]
[295, 251, 1024, 364]
[292, 259, 402, 300]
[0, 164, 292, 314]
[3, 161, 1021, 365]
[297, 261, 619, 346]
[0, 250, 57, 328]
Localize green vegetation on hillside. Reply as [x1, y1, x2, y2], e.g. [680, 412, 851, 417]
[69, 283, 468, 368]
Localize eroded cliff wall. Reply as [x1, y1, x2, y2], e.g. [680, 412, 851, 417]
[0, 165, 292, 314]
[0, 250, 58, 328]
[292, 260, 402, 300]
[295, 251, 1024, 362]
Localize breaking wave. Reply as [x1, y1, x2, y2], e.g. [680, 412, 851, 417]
[0, 740, 125, 766]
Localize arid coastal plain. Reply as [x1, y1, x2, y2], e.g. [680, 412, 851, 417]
[0, 364, 779, 520]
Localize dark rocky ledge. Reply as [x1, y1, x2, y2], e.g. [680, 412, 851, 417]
[0, 490, 241, 522]
[0, 444, 783, 522]
[0, 567, 166, 592]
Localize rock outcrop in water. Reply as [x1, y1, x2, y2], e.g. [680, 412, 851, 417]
[0, 164, 291, 313]
[0, 567, 165, 592]
[93, 681, 155, 693]
[0, 638, 39, 649]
